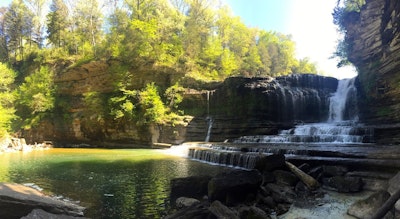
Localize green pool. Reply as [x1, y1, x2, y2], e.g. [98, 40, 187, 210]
[0, 148, 227, 218]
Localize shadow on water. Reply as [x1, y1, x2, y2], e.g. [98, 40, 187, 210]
[0, 148, 228, 218]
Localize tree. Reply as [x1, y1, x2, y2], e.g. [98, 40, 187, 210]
[4, 0, 33, 61]
[0, 7, 9, 62]
[25, 0, 48, 48]
[47, 0, 69, 48]
[0, 62, 16, 137]
[73, 0, 103, 56]
[16, 66, 55, 129]
[138, 83, 166, 124]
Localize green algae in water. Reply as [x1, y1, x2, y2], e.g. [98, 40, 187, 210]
[0, 148, 227, 218]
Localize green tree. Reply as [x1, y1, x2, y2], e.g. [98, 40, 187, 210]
[0, 63, 16, 137]
[0, 7, 9, 62]
[4, 0, 33, 61]
[25, 0, 48, 48]
[16, 66, 55, 129]
[73, 0, 103, 56]
[47, 0, 69, 48]
[138, 83, 166, 124]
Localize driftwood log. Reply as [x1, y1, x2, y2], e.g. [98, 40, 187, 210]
[369, 188, 400, 219]
[285, 161, 320, 190]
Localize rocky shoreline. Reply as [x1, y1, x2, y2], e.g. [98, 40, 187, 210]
[0, 137, 52, 153]
[0, 183, 86, 218]
[166, 154, 400, 219]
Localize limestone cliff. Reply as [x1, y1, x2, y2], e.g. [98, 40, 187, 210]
[343, 0, 400, 143]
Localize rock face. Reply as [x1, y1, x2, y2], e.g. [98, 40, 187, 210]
[343, 0, 400, 143]
[0, 183, 85, 218]
[184, 74, 338, 142]
[23, 68, 337, 146]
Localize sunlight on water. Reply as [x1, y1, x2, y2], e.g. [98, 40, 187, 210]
[0, 148, 227, 218]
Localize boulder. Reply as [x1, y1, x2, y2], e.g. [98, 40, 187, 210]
[264, 183, 296, 204]
[347, 190, 391, 219]
[170, 175, 211, 203]
[208, 200, 239, 219]
[0, 183, 85, 219]
[388, 171, 400, 212]
[21, 209, 88, 219]
[322, 176, 363, 193]
[164, 202, 213, 219]
[176, 197, 201, 209]
[238, 205, 270, 219]
[322, 165, 348, 176]
[208, 169, 262, 205]
[254, 154, 286, 173]
[273, 170, 299, 186]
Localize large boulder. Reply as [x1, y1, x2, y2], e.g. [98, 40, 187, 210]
[322, 176, 363, 193]
[0, 183, 85, 219]
[347, 190, 391, 219]
[254, 154, 286, 173]
[388, 171, 400, 212]
[208, 169, 262, 205]
[170, 175, 211, 203]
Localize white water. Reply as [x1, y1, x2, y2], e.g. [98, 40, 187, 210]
[205, 117, 213, 142]
[328, 78, 358, 122]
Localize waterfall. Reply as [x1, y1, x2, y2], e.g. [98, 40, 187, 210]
[205, 117, 213, 142]
[173, 76, 373, 169]
[205, 90, 214, 142]
[232, 77, 372, 144]
[328, 78, 358, 122]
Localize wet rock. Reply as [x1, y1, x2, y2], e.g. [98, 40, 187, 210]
[388, 171, 400, 212]
[170, 175, 211, 203]
[322, 176, 363, 193]
[21, 209, 88, 219]
[307, 166, 324, 181]
[254, 154, 286, 173]
[257, 194, 276, 209]
[164, 202, 213, 219]
[176, 197, 201, 209]
[208, 200, 239, 219]
[261, 172, 275, 185]
[322, 165, 348, 176]
[273, 170, 299, 186]
[238, 205, 270, 219]
[208, 169, 262, 205]
[347, 190, 391, 219]
[0, 183, 85, 219]
[264, 183, 296, 204]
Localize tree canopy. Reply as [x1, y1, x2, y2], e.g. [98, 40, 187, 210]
[0, 0, 321, 134]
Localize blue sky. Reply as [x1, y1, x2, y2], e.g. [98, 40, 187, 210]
[0, 0, 356, 79]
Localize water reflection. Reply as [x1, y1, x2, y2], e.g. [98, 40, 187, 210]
[0, 148, 227, 218]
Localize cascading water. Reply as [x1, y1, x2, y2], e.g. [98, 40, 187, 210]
[171, 76, 374, 169]
[233, 77, 372, 144]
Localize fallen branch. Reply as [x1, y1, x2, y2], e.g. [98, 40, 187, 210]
[285, 161, 320, 190]
[369, 188, 400, 219]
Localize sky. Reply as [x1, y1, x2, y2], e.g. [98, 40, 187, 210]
[0, 0, 357, 79]
[224, 0, 357, 79]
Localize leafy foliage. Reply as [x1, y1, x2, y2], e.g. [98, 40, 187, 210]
[0, 62, 16, 136]
[0, 0, 323, 133]
[16, 66, 55, 129]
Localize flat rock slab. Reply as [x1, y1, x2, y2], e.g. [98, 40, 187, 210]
[0, 183, 85, 219]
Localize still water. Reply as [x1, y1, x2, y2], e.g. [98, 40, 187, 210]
[0, 148, 227, 218]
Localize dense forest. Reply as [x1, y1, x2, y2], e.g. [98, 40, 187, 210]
[0, 0, 323, 139]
